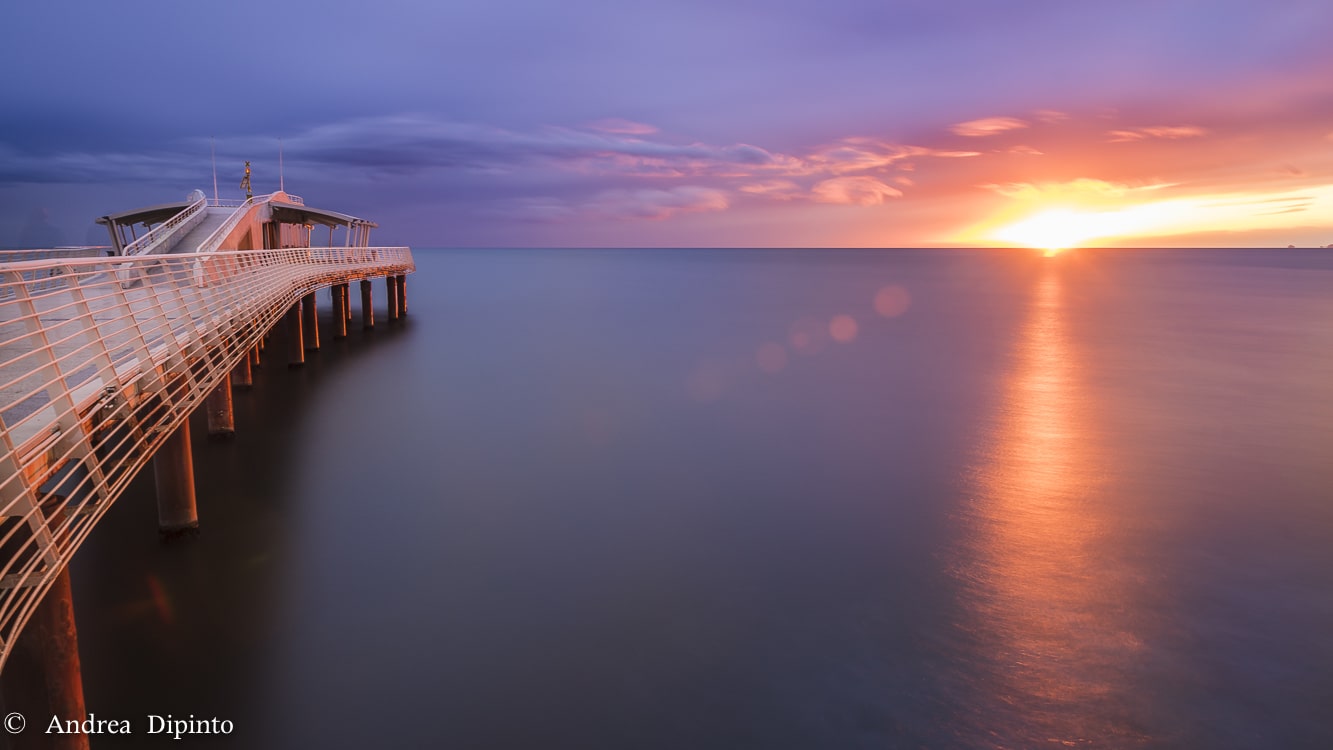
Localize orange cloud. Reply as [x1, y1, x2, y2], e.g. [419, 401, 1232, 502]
[1108, 125, 1208, 142]
[979, 178, 1175, 201]
[739, 180, 801, 200]
[950, 117, 1029, 137]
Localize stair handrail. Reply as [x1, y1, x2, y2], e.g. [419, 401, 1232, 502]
[121, 194, 209, 257]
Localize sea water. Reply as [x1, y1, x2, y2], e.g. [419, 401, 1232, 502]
[70, 248, 1333, 748]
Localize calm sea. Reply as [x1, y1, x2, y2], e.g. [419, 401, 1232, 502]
[69, 248, 1333, 748]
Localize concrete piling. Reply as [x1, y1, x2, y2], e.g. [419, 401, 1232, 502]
[302, 292, 319, 351]
[0, 523, 89, 750]
[396, 275, 407, 317]
[332, 285, 348, 339]
[286, 302, 304, 367]
[232, 352, 253, 389]
[386, 275, 399, 322]
[360, 279, 374, 330]
[205, 374, 234, 437]
[153, 422, 198, 536]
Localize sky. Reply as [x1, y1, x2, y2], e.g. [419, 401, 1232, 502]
[3, 0, 1333, 248]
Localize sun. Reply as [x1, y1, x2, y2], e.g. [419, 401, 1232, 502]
[991, 208, 1098, 253]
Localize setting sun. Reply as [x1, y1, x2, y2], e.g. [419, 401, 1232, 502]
[992, 208, 1098, 251]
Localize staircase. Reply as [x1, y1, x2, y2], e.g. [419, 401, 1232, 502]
[161, 207, 236, 254]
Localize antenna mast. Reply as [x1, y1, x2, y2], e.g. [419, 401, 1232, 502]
[279, 138, 284, 193]
[210, 137, 219, 203]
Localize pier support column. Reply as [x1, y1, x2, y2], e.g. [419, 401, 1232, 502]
[232, 352, 253, 389]
[332, 285, 348, 339]
[250, 344, 261, 370]
[154, 422, 198, 536]
[343, 283, 352, 323]
[396, 275, 407, 317]
[302, 292, 320, 351]
[360, 280, 374, 330]
[286, 302, 304, 367]
[386, 275, 400, 322]
[0, 524, 89, 750]
[205, 374, 234, 437]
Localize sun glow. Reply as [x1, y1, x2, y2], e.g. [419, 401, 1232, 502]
[966, 183, 1333, 248]
[992, 209, 1098, 252]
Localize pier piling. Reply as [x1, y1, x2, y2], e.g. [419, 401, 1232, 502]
[332, 285, 348, 339]
[361, 279, 374, 329]
[205, 374, 235, 437]
[153, 423, 198, 536]
[302, 292, 320, 351]
[286, 302, 304, 367]
[232, 350, 253, 388]
[0, 517, 89, 750]
[396, 275, 407, 317]
[386, 275, 400, 322]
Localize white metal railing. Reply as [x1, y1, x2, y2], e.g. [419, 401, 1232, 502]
[0, 248, 108, 263]
[0, 246, 413, 669]
[122, 194, 209, 256]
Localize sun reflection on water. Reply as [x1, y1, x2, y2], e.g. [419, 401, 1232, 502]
[954, 265, 1147, 745]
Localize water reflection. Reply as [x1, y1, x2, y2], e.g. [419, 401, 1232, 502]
[956, 264, 1147, 746]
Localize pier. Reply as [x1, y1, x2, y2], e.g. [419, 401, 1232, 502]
[0, 191, 412, 739]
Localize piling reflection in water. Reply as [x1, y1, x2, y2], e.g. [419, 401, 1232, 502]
[956, 263, 1148, 746]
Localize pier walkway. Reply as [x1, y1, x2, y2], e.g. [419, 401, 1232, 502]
[0, 242, 413, 670]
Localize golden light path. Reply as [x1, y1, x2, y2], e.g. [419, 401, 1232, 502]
[953, 264, 1149, 745]
[966, 183, 1333, 249]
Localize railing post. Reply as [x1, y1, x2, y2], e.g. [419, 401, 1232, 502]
[153, 420, 198, 536]
[360, 279, 374, 329]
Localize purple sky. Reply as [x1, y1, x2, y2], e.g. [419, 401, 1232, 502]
[3, 0, 1333, 247]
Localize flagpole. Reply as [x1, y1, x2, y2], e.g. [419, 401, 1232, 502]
[210, 137, 219, 204]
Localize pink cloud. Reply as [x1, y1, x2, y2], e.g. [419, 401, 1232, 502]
[589, 186, 728, 219]
[585, 118, 659, 135]
[1034, 109, 1069, 124]
[811, 176, 903, 205]
[804, 138, 978, 175]
[949, 117, 1029, 137]
[739, 180, 802, 200]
